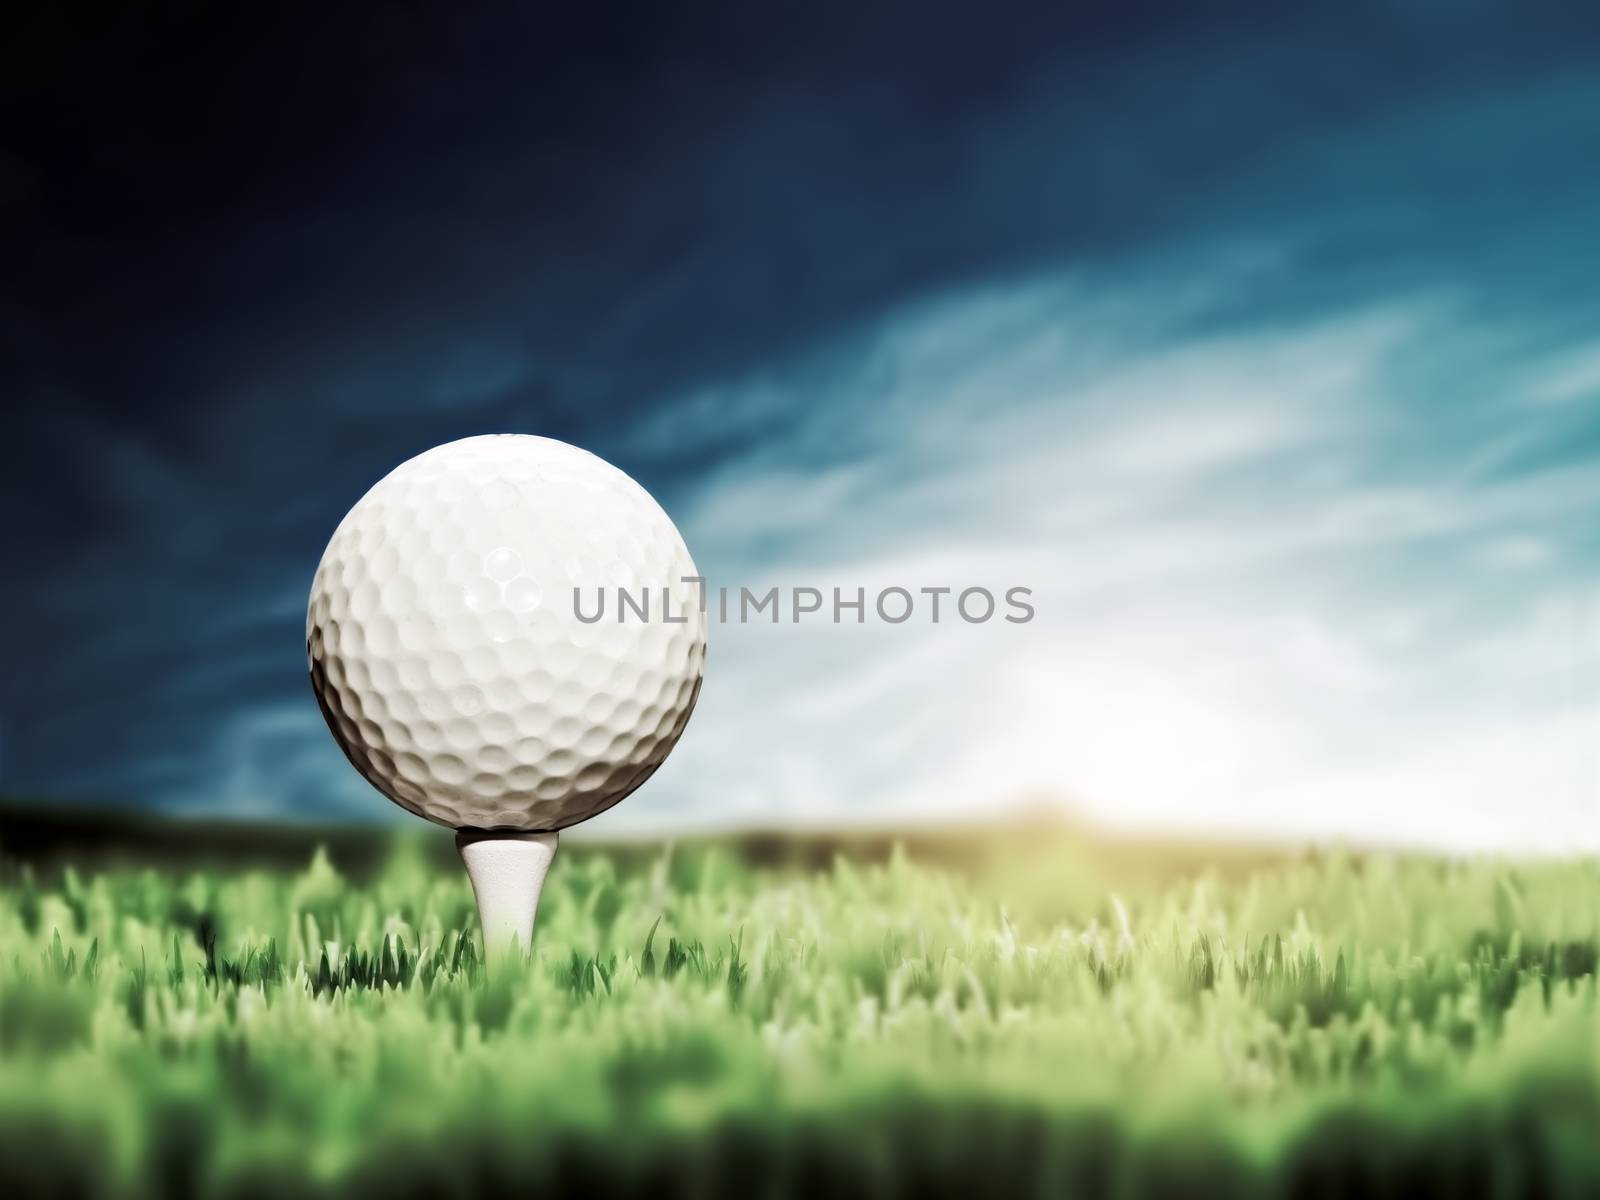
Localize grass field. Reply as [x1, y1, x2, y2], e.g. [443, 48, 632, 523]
[0, 826, 1596, 1197]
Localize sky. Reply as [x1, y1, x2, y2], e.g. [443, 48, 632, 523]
[3, 2, 1598, 851]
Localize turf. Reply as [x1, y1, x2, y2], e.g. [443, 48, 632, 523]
[0, 832, 1596, 1197]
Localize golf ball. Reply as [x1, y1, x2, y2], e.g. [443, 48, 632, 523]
[307, 434, 706, 831]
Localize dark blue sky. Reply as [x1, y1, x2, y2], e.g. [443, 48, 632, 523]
[4, 3, 1599, 846]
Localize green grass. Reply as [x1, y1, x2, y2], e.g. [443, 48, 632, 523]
[0, 832, 1596, 1197]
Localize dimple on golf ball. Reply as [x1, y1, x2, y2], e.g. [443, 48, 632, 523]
[307, 434, 706, 831]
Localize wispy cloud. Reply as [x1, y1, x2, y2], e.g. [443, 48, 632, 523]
[623, 251, 1600, 851]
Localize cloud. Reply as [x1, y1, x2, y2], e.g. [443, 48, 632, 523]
[597, 250, 1600, 852]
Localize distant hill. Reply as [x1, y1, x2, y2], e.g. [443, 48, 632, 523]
[0, 798, 1300, 884]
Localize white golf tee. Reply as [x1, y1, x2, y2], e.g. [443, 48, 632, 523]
[455, 830, 558, 959]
